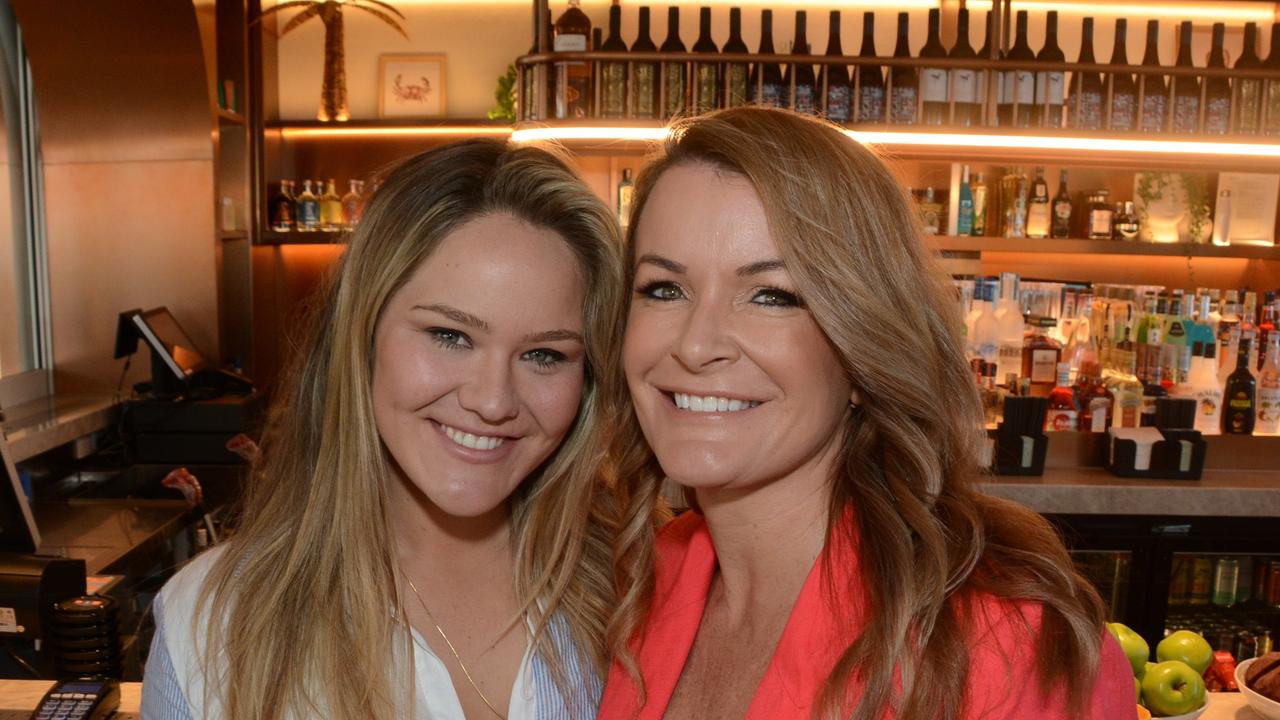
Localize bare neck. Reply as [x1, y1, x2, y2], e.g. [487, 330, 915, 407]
[387, 475, 516, 592]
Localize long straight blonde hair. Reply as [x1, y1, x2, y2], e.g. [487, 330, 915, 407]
[196, 139, 622, 719]
[608, 108, 1107, 720]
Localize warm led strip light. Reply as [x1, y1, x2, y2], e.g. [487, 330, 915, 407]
[967, 0, 1275, 21]
[299, 0, 941, 6]
[279, 126, 512, 140]
[511, 125, 1280, 159]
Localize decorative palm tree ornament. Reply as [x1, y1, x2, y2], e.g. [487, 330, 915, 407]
[259, 1, 408, 122]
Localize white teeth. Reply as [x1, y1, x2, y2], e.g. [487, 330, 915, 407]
[672, 393, 761, 413]
[441, 424, 506, 451]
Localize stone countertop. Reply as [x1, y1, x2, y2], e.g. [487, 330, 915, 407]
[0, 393, 122, 463]
[979, 467, 1280, 517]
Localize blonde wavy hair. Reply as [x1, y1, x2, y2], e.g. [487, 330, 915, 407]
[608, 108, 1107, 720]
[196, 139, 622, 719]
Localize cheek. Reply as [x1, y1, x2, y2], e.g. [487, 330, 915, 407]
[623, 309, 668, 381]
[372, 328, 460, 413]
[521, 369, 586, 438]
[753, 322, 852, 404]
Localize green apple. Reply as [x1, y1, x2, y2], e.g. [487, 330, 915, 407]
[1107, 622, 1151, 675]
[1156, 630, 1213, 675]
[1138, 661, 1156, 680]
[1140, 660, 1206, 717]
[1134, 676, 1142, 703]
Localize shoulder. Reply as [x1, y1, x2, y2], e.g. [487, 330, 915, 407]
[156, 545, 231, 629]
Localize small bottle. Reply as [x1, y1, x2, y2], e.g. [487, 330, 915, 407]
[660, 7, 687, 118]
[629, 7, 658, 119]
[889, 12, 918, 124]
[1075, 351, 1114, 432]
[821, 11, 851, 123]
[1087, 190, 1114, 240]
[1223, 338, 1257, 434]
[617, 168, 635, 233]
[919, 8, 949, 126]
[1045, 362, 1081, 431]
[296, 179, 319, 232]
[722, 9, 749, 108]
[1022, 315, 1064, 397]
[750, 10, 784, 108]
[692, 7, 720, 114]
[319, 179, 342, 231]
[1107, 330, 1145, 428]
[1051, 169, 1072, 239]
[341, 179, 363, 229]
[270, 180, 294, 232]
[1141, 353, 1169, 427]
[553, 0, 592, 120]
[957, 165, 975, 236]
[1026, 166, 1051, 239]
[1257, 332, 1280, 434]
[856, 12, 885, 122]
[971, 172, 988, 236]
[1114, 201, 1140, 241]
[784, 11, 816, 115]
[598, 0, 627, 119]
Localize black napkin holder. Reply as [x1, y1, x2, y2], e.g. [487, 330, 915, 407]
[1107, 428, 1207, 480]
[992, 429, 1049, 476]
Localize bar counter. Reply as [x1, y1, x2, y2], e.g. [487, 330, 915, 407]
[0, 682, 1263, 718]
[981, 467, 1280, 517]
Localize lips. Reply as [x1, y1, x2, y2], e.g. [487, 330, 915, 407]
[437, 422, 509, 451]
[664, 390, 765, 413]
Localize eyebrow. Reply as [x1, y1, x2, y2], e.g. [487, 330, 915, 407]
[523, 329, 584, 344]
[413, 303, 490, 331]
[737, 259, 786, 277]
[636, 254, 685, 274]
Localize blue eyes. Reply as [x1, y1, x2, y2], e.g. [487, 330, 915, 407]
[428, 328, 566, 369]
[635, 281, 803, 308]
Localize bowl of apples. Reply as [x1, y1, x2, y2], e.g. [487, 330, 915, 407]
[1236, 654, 1280, 720]
[1108, 624, 1210, 719]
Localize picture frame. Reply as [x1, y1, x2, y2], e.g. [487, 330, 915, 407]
[1215, 172, 1279, 246]
[378, 54, 446, 118]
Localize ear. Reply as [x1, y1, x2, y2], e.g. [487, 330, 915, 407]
[849, 387, 863, 407]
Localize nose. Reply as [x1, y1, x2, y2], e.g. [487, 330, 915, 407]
[673, 295, 739, 371]
[457, 353, 519, 425]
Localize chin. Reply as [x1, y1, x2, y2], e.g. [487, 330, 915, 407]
[426, 489, 511, 519]
[654, 445, 752, 491]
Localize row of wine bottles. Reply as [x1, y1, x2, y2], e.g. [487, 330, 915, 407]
[531, 2, 1280, 136]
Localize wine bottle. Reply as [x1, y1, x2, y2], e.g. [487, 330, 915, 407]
[975, 11, 994, 125]
[856, 11, 885, 122]
[722, 8, 749, 108]
[692, 6, 719, 114]
[919, 8, 948, 125]
[1026, 166, 1051, 239]
[630, 7, 658, 119]
[1266, 23, 1280, 135]
[1108, 19, 1138, 131]
[521, 7, 551, 120]
[1035, 11, 1066, 128]
[950, 8, 980, 127]
[889, 12, 918, 124]
[957, 165, 975, 236]
[1171, 21, 1200, 133]
[821, 11, 851, 124]
[1235, 23, 1263, 135]
[599, 0, 627, 119]
[750, 10, 785, 108]
[1139, 20, 1168, 133]
[1068, 17, 1104, 130]
[1203, 22, 1231, 135]
[270, 180, 294, 232]
[1223, 338, 1257, 434]
[553, 0, 592, 120]
[1051, 169, 1072, 239]
[660, 7, 687, 118]
[785, 11, 817, 114]
[999, 11, 1035, 128]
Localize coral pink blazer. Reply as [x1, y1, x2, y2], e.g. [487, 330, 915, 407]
[598, 511, 1136, 720]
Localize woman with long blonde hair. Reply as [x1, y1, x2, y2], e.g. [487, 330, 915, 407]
[599, 107, 1133, 720]
[141, 139, 621, 719]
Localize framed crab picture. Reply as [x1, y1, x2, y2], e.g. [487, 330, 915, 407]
[378, 54, 446, 118]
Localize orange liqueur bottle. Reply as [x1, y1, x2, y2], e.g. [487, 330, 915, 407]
[554, 0, 592, 119]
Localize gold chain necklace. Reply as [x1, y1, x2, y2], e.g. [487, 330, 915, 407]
[404, 576, 508, 720]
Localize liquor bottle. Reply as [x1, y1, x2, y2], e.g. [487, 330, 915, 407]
[269, 180, 294, 232]
[1045, 362, 1081, 431]
[1261, 291, 1277, 366]
[1203, 22, 1231, 135]
[957, 165, 975, 236]
[1165, 293, 1191, 384]
[1022, 315, 1064, 397]
[630, 7, 658, 119]
[1026, 166, 1051, 239]
[1068, 18, 1104, 130]
[856, 12, 885, 122]
[972, 172, 988, 236]
[1000, 167, 1028, 238]
[950, 9, 980, 127]
[1108, 19, 1138, 131]
[1171, 21, 1201, 133]
[1236, 23, 1263, 135]
[994, 273, 1025, 383]
[1266, 24, 1280, 136]
[319, 179, 342, 232]
[1139, 20, 1168, 133]
[999, 11, 1035, 128]
[1075, 343, 1114, 432]
[341, 179, 363, 229]
[722, 8, 749, 108]
[1113, 201, 1140, 240]
[1035, 11, 1066, 128]
[660, 8, 687, 118]
[296, 180, 318, 232]
[692, 7, 720, 114]
[972, 278, 1000, 366]
[1258, 332, 1280, 434]
[599, 0, 627, 119]
[1051, 169, 1072, 239]
[522, 7, 551, 120]
[1180, 342, 1224, 435]
[750, 10, 784, 108]
[617, 168, 634, 233]
[919, 8, 949, 126]
[784, 11, 817, 114]
[1141, 342, 1169, 427]
[1223, 338, 1257, 434]
[821, 11, 851, 124]
[553, 0, 592, 120]
[975, 11, 994, 125]
[1087, 189, 1114, 240]
[889, 12, 918, 124]
[1108, 329, 1145, 428]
